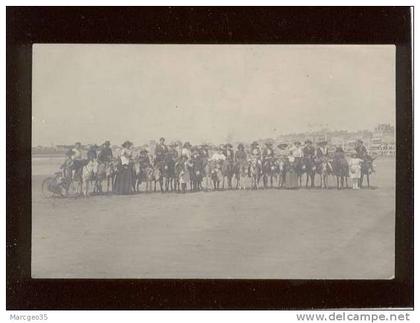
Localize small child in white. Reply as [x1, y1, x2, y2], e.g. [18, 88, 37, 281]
[349, 153, 363, 189]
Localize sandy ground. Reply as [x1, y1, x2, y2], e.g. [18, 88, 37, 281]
[32, 157, 395, 279]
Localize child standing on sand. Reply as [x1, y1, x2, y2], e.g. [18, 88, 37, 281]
[349, 153, 363, 189]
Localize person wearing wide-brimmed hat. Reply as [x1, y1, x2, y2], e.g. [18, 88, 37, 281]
[86, 144, 98, 161]
[303, 140, 315, 159]
[191, 147, 200, 159]
[315, 140, 328, 161]
[290, 141, 303, 160]
[68, 142, 84, 179]
[139, 148, 152, 168]
[199, 144, 209, 159]
[355, 139, 368, 159]
[181, 141, 192, 159]
[71, 142, 83, 161]
[250, 141, 261, 160]
[235, 143, 247, 163]
[114, 140, 134, 195]
[168, 142, 179, 160]
[235, 144, 248, 188]
[154, 137, 168, 166]
[60, 149, 75, 181]
[224, 143, 234, 161]
[209, 146, 226, 162]
[262, 142, 274, 160]
[98, 140, 113, 164]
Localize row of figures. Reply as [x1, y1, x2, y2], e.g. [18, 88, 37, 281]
[47, 138, 375, 197]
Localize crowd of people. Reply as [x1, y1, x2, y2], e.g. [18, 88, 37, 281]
[57, 137, 374, 196]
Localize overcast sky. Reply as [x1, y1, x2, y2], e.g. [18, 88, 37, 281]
[32, 44, 395, 146]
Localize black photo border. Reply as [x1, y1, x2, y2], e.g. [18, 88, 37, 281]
[6, 6, 413, 309]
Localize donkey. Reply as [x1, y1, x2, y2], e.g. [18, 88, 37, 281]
[161, 154, 176, 192]
[331, 155, 349, 190]
[262, 158, 279, 188]
[302, 156, 316, 188]
[95, 159, 118, 193]
[208, 160, 223, 190]
[249, 158, 262, 190]
[360, 156, 376, 188]
[81, 159, 99, 196]
[190, 156, 205, 192]
[316, 159, 333, 189]
[143, 165, 162, 192]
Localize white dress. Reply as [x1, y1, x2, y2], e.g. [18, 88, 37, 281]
[349, 158, 362, 179]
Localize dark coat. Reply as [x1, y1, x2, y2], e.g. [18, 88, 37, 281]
[98, 147, 113, 163]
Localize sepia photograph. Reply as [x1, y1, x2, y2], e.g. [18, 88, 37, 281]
[31, 44, 396, 279]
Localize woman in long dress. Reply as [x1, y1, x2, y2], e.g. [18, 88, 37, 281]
[113, 141, 134, 195]
[348, 153, 363, 190]
[284, 153, 299, 189]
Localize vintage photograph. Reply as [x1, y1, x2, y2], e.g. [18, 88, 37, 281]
[32, 44, 395, 279]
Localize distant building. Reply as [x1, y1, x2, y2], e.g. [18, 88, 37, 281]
[369, 124, 395, 156]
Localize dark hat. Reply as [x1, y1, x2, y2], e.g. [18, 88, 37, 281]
[251, 141, 259, 147]
[183, 141, 191, 148]
[238, 143, 244, 149]
[159, 137, 165, 141]
[318, 140, 327, 145]
[265, 142, 273, 146]
[226, 143, 233, 148]
[75, 142, 81, 146]
[304, 140, 312, 144]
[335, 146, 344, 153]
[277, 143, 288, 149]
[357, 139, 363, 143]
[122, 140, 133, 148]
[140, 149, 148, 153]
[104, 140, 111, 146]
[294, 141, 301, 145]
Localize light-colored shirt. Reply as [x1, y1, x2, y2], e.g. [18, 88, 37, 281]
[210, 152, 226, 161]
[291, 146, 303, 158]
[181, 148, 191, 159]
[120, 148, 132, 166]
[251, 148, 261, 157]
[71, 148, 82, 160]
[349, 158, 362, 169]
